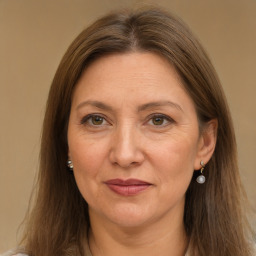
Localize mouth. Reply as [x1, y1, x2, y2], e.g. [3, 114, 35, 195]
[104, 179, 152, 196]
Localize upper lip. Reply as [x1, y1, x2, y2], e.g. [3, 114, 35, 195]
[104, 179, 152, 186]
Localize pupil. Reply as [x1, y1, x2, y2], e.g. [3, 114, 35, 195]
[92, 116, 103, 125]
[153, 117, 163, 125]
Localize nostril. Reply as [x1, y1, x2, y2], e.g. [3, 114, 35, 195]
[109, 147, 145, 168]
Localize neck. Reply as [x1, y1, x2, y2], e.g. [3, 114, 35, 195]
[88, 208, 188, 256]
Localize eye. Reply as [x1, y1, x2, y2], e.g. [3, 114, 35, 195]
[148, 114, 173, 127]
[81, 114, 108, 126]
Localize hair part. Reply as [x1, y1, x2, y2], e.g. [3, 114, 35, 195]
[20, 7, 255, 256]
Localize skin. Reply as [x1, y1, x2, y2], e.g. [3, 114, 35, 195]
[67, 52, 217, 256]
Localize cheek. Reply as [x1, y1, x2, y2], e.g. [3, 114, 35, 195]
[150, 140, 196, 207]
[151, 137, 197, 186]
[68, 136, 110, 201]
[70, 136, 108, 175]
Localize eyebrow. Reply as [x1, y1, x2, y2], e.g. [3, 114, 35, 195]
[137, 101, 183, 112]
[76, 100, 114, 111]
[76, 100, 183, 112]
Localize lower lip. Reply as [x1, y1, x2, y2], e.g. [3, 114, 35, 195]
[106, 184, 151, 196]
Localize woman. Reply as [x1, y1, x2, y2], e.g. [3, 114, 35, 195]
[7, 7, 255, 256]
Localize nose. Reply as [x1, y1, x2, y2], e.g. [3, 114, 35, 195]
[109, 124, 145, 168]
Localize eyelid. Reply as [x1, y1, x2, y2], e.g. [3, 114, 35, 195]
[80, 113, 174, 127]
[146, 113, 175, 126]
[80, 113, 110, 126]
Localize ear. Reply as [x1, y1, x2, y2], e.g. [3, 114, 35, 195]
[194, 119, 218, 170]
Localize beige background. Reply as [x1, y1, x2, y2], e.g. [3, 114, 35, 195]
[0, 0, 255, 252]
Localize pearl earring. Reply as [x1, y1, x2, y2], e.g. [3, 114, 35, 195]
[67, 160, 73, 170]
[196, 161, 206, 184]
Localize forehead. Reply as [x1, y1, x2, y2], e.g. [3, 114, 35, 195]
[72, 52, 194, 111]
[81, 52, 181, 83]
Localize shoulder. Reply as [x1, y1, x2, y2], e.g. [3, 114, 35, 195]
[1, 250, 28, 256]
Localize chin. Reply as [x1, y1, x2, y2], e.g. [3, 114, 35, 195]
[105, 203, 157, 228]
[110, 215, 151, 229]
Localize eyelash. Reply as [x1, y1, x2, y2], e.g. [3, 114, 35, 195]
[80, 113, 174, 127]
[80, 114, 109, 126]
[147, 114, 174, 127]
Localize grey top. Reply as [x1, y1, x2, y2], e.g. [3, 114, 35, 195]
[0, 251, 27, 256]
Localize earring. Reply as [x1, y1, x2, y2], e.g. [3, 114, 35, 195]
[196, 160, 206, 184]
[67, 160, 73, 171]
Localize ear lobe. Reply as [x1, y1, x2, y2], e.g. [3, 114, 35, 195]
[194, 119, 218, 170]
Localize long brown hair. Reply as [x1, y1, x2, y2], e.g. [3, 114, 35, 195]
[20, 7, 254, 256]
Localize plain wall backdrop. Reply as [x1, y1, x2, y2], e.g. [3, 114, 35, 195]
[0, 0, 255, 252]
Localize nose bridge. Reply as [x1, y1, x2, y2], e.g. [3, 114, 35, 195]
[109, 121, 143, 167]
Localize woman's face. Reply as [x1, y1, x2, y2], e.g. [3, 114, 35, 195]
[68, 52, 204, 228]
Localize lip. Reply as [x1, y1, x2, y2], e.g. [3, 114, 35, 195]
[104, 179, 152, 196]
